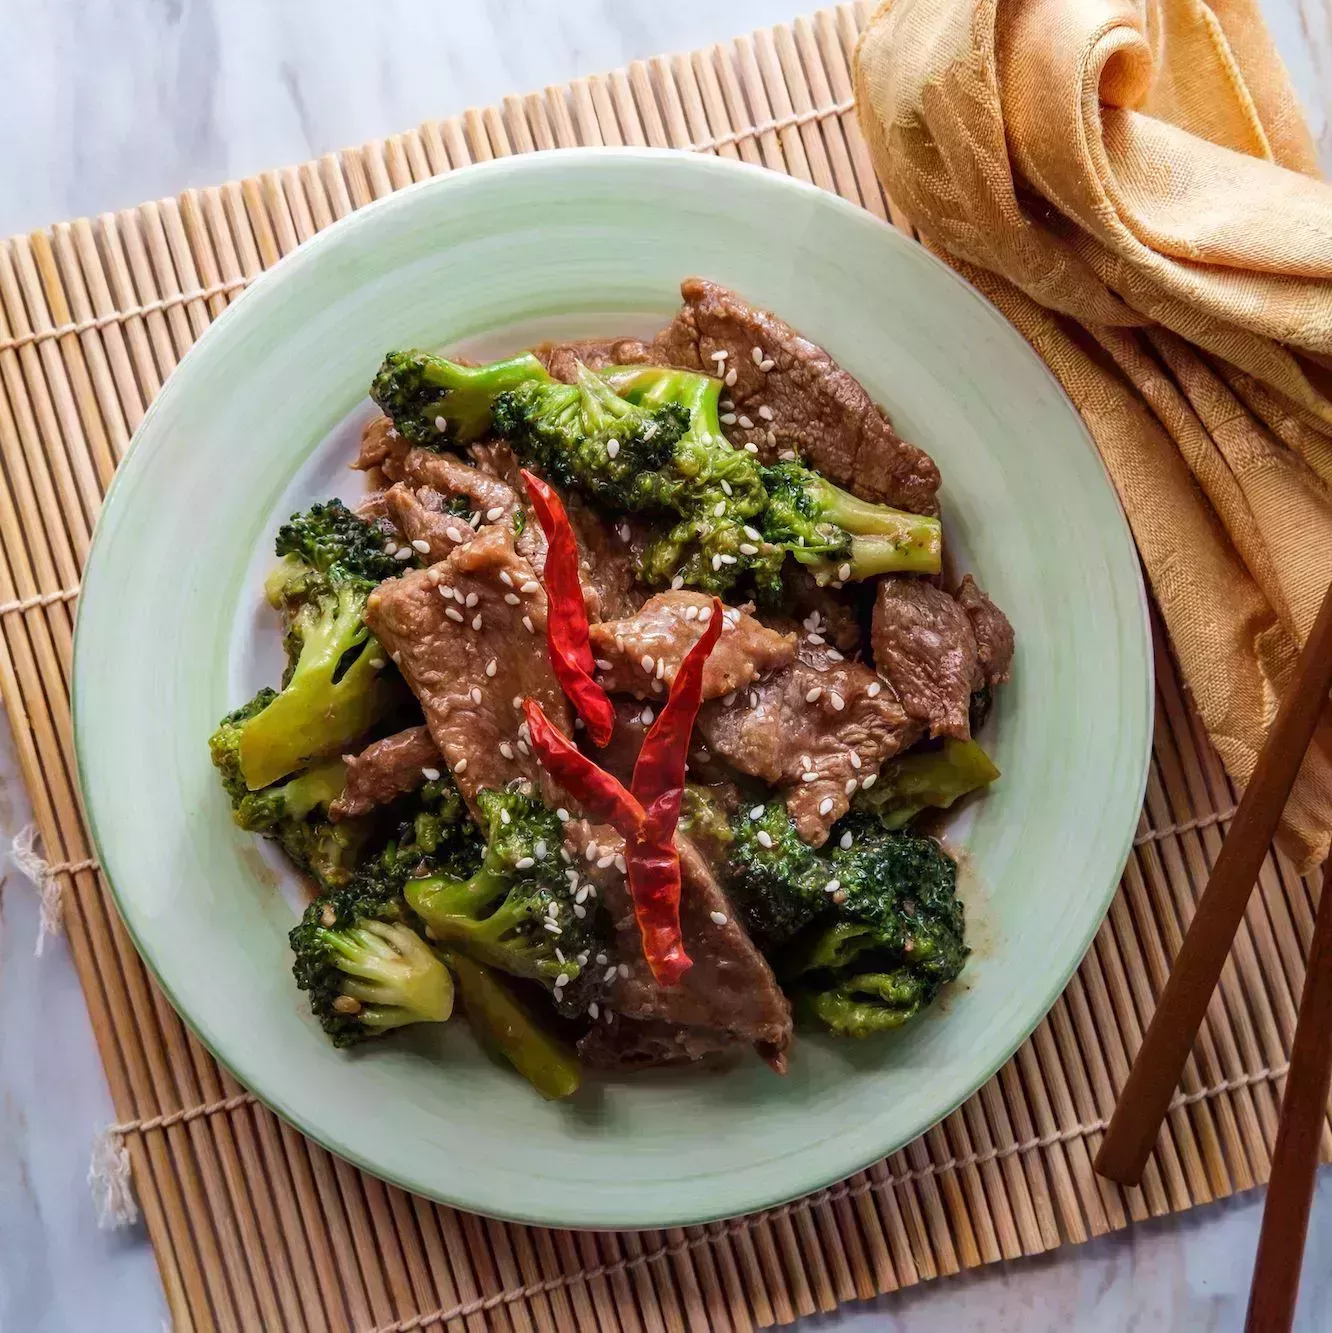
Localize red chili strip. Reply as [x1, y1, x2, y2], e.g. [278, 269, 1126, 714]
[524, 599, 724, 989]
[521, 469, 615, 747]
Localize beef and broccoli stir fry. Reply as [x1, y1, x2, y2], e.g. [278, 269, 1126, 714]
[210, 278, 1014, 1098]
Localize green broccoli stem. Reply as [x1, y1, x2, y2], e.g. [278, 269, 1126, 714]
[805, 969, 930, 1035]
[447, 949, 581, 1099]
[405, 867, 509, 927]
[860, 738, 1000, 831]
[600, 365, 725, 446]
[795, 529, 942, 581]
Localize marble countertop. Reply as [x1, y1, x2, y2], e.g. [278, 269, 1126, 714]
[2, 2, 1331, 1331]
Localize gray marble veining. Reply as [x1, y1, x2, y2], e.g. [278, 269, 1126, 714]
[2, 2, 1332, 1331]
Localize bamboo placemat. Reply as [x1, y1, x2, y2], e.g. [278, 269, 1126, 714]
[2, 3, 1327, 1329]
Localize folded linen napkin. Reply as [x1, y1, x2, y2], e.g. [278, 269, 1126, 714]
[855, 0, 1332, 870]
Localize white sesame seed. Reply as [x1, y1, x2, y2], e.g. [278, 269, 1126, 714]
[829, 692, 845, 712]
[684, 605, 699, 621]
[596, 953, 608, 965]
[849, 752, 863, 770]
[516, 738, 530, 755]
[824, 879, 841, 895]
[826, 649, 845, 662]
[544, 921, 561, 935]
[801, 754, 812, 770]
[671, 575, 685, 590]
[604, 965, 619, 982]
[499, 571, 513, 586]
[518, 721, 530, 741]
[393, 547, 414, 562]
[838, 562, 852, 581]
[743, 442, 759, 454]
[818, 797, 834, 816]
[778, 448, 797, 461]
[806, 686, 823, 703]
[513, 695, 524, 709]
[411, 538, 431, 554]
[593, 658, 612, 672]
[738, 415, 753, 429]
[757, 404, 774, 421]
[640, 705, 654, 724]
[861, 774, 878, 790]
[723, 691, 737, 707]
[484, 658, 497, 678]
[757, 830, 774, 848]
[656, 656, 667, 680]
[472, 614, 483, 630]
[434, 416, 448, 432]
[840, 830, 854, 850]
[867, 682, 882, 698]
[597, 853, 615, 869]
[750, 805, 765, 820]
[711, 910, 729, 926]
[445, 607, 464, 622]
[619, 523, 632, 542]
[751, 346, 763, 365]
[618, 962, 629, 978]
[698, 606, 712, 623]
[801, 770, 818, 783]
[575, 885, 590, 904]
[720, 479, 733, 497]
[553, 809, 569, 826]
[523, 616, 535, 633]
[640, 654, 655, 673]
[585, 841, 599, 861]
[711, 500, 726, 518]
[845, 778, 859, 795]
[739, 543, 758, 556]
[454, 757, 468, 774]
[504, 592, 521, 605]
[499, 742, 514, 759]
[574, 903, 586, 918]
[547, 901, 559, 918]
[614, 853, 627, 873]
[555, 947, 566, 964]
[721, 397, 734, 409]
[807, 632, 825, 646]
[369, 657, 386, 670]
[515, 856, 535, 870]
[520, 580, 540, 594]
[760, 358, 775, 372]
[448, 527, 466, 542]
[426, 568, 442, 585]
[749, 690, 759, 708]
[711, 348, 729, 362]
[500, 809, 511, 824]
[725, 367, 737, 386]
[741, 526, 760, 542]
[465, 591, 478, 607]
[720, 412, 738, 425]
[588, 1001, 599, 1018]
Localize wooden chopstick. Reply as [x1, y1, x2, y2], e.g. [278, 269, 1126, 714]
[1245, 866, 1332, 1332]
[1095, 578, 1332, 1186]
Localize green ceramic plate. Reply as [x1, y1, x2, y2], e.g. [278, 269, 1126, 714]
[75, 149, 1150, 1229]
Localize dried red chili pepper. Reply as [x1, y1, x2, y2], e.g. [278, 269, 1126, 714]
[521, 469, 615, 747]
[523, 599, 724, 988]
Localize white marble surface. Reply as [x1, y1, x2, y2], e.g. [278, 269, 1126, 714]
[2, 2, 1332, 1330]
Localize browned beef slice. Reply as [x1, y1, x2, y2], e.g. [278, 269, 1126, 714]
[566, 494, 642, 621]
[589, 592, 795, 702]
[652, 278, 941, 514]
[401, 449, 521, 521]
[384, 484, 480, 563]
[578, 1017, 738, 1070]
[355, 414, 406, 475]
[365, 526, 571, 810]
[536, 337, 654, 383]
[955, 574, 1015, 686]
[785, 565, 864, 654]
[697, 643, 920, 844]
[597, 701, 652, 788]
[572, 826, 792, 1061]
[330, 726, 441, 821]
[467, 439, 527, 490]
[355, 490, 394, 526]
[871, 576, 980, 741]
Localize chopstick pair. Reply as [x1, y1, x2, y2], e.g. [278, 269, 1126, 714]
[1095, 578, 1332, 1333]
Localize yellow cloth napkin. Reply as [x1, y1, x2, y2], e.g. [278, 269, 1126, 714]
[855, 0, 1332, 871]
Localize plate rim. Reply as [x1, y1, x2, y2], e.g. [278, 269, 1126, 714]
[73, 146, 1153, 1229]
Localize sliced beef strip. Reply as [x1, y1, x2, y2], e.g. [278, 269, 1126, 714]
[566, 495, 642, 621]
[354, 490, 394, 526]
[578, 1016, 740, 1070]
[785, 565, 865, 655]
[597, 701, 652, 788]
[365, 525, 571, 811]
[697, 642, 921, 844]
[536, 337, 655, 383]
[330, 726, 441, 821]
[571, 825, 792, 1064]
[589, 592, 795, 702]
[355, 414, 405, 474]
[955, 574, 1015, 686]
[652, 278, 941, 515]
[384, 484, 479, 563]
[871, 576, 980, 741]
[401, 449, 521, 521]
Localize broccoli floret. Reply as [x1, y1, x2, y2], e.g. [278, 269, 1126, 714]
[603, 365, 786, 596]
[274, 498, 401, 583]
[209, 689, 278, 802]
[404, 788, 605, 1018]
[447, 949, 581, 1100]
[855, 738, 1000, 831]
[352, 776, 486, 896]
[371, 350, 551, 447]
[290, 886, 454, 1047]
[729, 802, 832, 943]
[759, 461, 941, 583]
[787, 815, 967, 1034]
[493, 365, 689, 508]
